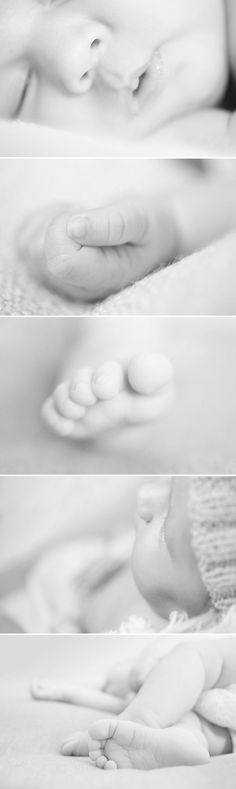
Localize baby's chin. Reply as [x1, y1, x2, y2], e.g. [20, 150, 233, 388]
[36, 86, 160, 144]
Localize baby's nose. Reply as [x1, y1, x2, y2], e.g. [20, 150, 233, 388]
[99, 39, 151, 92]
[100, 63, 147, 92]
[36, 19, 110, 95]
[137, 479, 172, 523]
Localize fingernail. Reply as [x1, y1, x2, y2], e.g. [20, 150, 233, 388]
[67, 216, 88, 240]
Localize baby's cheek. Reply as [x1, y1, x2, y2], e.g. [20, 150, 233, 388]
[131, 533, 160, 603]
[160, 28, 227, 111]
[44, 210, 80, 277]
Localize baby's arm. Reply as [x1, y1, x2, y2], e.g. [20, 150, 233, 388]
[30, 678, 126, 713]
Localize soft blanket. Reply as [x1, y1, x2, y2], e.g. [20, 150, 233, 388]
[1, 157, 236, 316]
[1, 682, 236, 789]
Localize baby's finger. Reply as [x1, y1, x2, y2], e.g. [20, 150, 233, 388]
[66, 200, 149, 247]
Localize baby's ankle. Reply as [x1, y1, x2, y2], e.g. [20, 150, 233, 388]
[120, 703, 161, 730]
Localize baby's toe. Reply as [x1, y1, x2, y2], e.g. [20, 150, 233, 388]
[89, 719, 117, 741]
[61, 740, 77, 756]
[88, 734, 106, 751]
[104, 760, 117, 770]
[127, 352, 173, 396]
[42, 397, 76, 437]
[95, 756, 108, 769]
[69, 367, 97, 407]
[89, 749, 104, 762]
[61, 733, 88, 757]
[91, 361, 124, 401]
[53, 382, 86, 420]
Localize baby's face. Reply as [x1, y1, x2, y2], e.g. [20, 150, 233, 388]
[132, 477, 208, 620]
[0, 0, 226, 139]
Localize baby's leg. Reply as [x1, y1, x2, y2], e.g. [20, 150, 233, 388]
[83, 644, 208, 768]
[118, 643, 208, 731]
[62, 644, 211, 770]
[83, 646, 208, 769]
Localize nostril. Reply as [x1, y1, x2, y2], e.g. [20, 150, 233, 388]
[76, 69, 95, 94]
[90, 38, 101, 49]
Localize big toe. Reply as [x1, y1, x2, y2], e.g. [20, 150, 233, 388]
[127, 352, 173, 395]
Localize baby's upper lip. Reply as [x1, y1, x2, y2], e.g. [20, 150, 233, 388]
[98, 59, 149, 91]
[98, 52, 162, 114]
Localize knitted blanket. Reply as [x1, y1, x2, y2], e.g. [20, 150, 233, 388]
[1, 232, 236, 317]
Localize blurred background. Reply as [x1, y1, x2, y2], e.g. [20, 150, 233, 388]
[0, 475, 150, 634]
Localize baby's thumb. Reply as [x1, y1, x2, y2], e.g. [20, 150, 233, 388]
[67, 199, 148, 247]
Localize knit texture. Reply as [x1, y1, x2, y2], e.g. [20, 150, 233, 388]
[0, 253, 172, 316]
[189, 477, 236, 612]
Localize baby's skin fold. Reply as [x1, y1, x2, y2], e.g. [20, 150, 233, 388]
[31, 639, 236, 770]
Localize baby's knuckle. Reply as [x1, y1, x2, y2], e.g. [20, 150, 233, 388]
[112, 210, 126, 242]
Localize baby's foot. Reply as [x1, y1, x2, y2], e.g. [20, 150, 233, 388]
[41, 351, 174, 440]
[61, 730, 90, 758]
[16, 198, 178, 302]
[86, 718, 210, 771]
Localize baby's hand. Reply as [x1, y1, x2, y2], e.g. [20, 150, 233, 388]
[16, 197, 179, 302]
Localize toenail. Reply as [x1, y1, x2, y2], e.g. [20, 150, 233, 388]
[105, 760, 117, 770]
[92, 362, 123, 399]
[128, 352, 173, 395]
[69, 381, 96, 406]
[61, 743, 72, 754]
